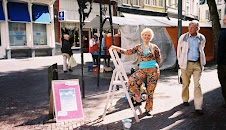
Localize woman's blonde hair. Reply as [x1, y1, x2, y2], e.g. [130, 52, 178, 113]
[141, 28, 154, 41]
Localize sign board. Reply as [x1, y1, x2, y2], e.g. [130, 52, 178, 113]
[58, 11, 64, 21]
[52, 79, 83, 122]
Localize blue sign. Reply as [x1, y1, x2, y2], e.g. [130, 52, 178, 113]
[58, 11, 64, 21]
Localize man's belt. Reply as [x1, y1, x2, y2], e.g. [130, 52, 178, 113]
[188, 60, 199, 62]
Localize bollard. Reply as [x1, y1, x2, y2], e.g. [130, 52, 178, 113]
[48, 63, 58, 95]
[48, 63, 58, 119]
[52, 63, 58, 80]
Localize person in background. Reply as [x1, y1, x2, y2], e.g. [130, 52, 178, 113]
[101, 33, 107, 51]
[101, 33, 110, 66]
[61, 34, 73, 73]
[216, 15, 226, 108]
[111, 28, 161, 116]
[89, 35, 99, 65]
[177, 20, 206, 115]
[61, 27, 69, 44]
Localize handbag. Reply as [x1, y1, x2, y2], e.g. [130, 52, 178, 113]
[69, 56, 77, 68]
[93, 44, 99, 51]
[178, 69, 183, 84]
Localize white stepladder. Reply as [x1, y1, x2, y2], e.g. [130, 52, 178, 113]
[102, 48, 142, 123]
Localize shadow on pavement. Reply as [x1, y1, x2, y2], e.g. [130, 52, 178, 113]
[79, 87, 225, 130]
[0, 68, 51, 127]
[15, 114, 51, 127]
[1, 61, 225, 129]
[132, 87, 225, 130]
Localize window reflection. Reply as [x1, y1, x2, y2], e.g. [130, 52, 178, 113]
[33, 23, 47, 45]
[9, 22, 26, 46]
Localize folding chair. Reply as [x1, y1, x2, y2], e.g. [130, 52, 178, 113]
[102, 48, 142, 123]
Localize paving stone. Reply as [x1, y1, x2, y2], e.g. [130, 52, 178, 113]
[0, 55, 225, 129]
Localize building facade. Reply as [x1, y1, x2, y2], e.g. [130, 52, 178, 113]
[143, 0, 166, 13]
[117, 0, 167, 16]
[0, 0, 55, 59]
[55, 0, 117, 53]
[117, 0, 199, 20]
[166, 0, 200, 20]
[200, 0, 226, 26]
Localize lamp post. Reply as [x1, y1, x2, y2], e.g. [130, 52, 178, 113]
[97, 0, 115, 88]
[178, 0, 182, 40]
[77, 0, 93, 98]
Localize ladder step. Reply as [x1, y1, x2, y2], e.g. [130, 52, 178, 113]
[112, 80, 128, 85]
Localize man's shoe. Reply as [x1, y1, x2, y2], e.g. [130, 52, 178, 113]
[195, 110, 204, 115]
[183, 102, 189, 106]
[131, 97, 142, 107]
[69, 69, 73, 72]
[144, 111, 151, 116]
[64, 71, 68, 73]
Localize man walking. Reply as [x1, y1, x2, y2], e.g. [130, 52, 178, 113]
[177, 20, 206, 115]
[61, 34, 73, 73]
[216, 15, 226, 108]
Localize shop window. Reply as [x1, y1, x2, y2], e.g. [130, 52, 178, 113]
[205, 10, 209, 20]
[61, 23, 79, 47]
[133, 0, 139, 6]
[123, 0, 130, 5]
[146, 0, 151, 5]
[152, 0, 157, 6]
[159, 0, 163, 7]
[168, 0, 171, 6]
[33, 23, 47, 45]
[8, 22, 26, 46]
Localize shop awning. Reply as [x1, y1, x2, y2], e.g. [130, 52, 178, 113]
[7, 2, 31, 22]
[0, 1, 5, 21]
[32, 4, 51, 23]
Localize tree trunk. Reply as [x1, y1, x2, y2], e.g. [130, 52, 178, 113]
[206, 0, 221, 59]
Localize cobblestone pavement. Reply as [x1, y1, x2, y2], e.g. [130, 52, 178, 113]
[0, 54, 225, 130]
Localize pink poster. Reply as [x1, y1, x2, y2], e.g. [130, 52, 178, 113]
[52, 80, 83, 122]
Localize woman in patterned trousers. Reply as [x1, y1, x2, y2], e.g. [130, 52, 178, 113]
[111, 28, 161, 116]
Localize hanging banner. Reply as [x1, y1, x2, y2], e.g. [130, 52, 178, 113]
[52, 79, 84, 122]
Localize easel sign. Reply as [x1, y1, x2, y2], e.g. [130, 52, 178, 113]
[52, 79, 84, 122]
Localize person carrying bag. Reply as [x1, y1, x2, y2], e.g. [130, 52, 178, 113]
[68, 56, 77, 68]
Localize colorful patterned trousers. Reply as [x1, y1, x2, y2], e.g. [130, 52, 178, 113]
[128, 67, 160, 111]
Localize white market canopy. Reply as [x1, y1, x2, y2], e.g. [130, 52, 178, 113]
[122, 13, 212, 27]
[84, 13, 212, 29]
[83, 13, 212, 72]
[83, 15, 172, 29]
